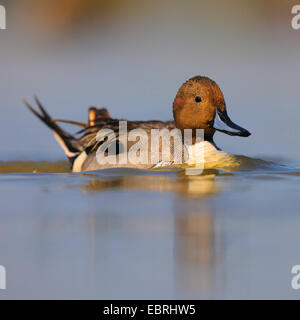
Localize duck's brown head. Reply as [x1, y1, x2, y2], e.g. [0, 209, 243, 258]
[173, 76, 251, 140]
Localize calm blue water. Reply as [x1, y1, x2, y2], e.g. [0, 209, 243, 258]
[0, 159, 299, 299]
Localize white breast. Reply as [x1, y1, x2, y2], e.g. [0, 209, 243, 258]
[185, 141, 239, 168]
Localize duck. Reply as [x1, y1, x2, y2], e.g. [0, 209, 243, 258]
[23, 76, 251, 172]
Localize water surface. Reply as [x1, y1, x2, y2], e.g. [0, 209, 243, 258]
[0, 157, 299, 299]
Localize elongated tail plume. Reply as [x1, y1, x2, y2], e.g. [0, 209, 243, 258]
[23, 97, 83, 164]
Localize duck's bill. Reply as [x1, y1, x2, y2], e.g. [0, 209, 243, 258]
[213, 109, 251, 137]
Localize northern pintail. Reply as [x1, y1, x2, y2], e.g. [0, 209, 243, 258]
[24, 76, 251, 172]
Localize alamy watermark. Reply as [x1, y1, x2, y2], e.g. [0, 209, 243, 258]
[94, 121, 205, 174]
[0, 265, 6, 290]
[291, 265, 300, 290]
[291, 5, 300, 30]
[0, 5, 6, 30]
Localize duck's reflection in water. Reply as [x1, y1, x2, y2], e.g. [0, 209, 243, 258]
[83, 169, 225, 297]
[81, 169, 222, 197]
[173, 205, 224, 297]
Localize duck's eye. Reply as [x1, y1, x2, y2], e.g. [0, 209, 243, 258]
[195, 96, 202, 103]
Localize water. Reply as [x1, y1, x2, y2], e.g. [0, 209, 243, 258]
[0, 157, 299, 299]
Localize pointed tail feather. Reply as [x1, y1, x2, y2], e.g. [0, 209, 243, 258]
[52, 119, 88, 128]
[23, 97, 83, 161]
